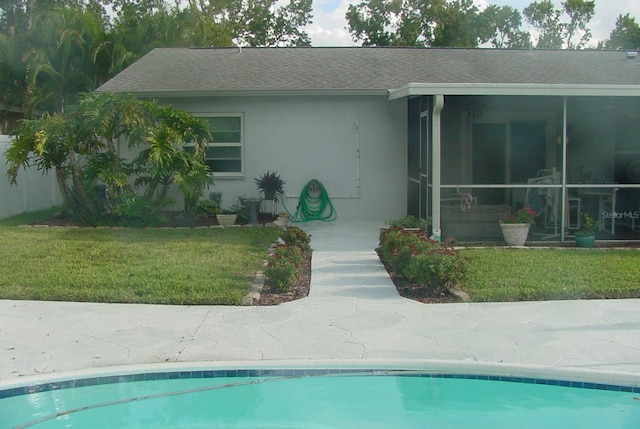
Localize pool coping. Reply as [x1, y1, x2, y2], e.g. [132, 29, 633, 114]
[2, 359, 640, 395]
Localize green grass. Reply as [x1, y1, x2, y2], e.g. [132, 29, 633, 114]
[0, 207, 61, 227]
[0, 209, 280, 305]
[462, 248, 640, 302]
[4, 210, 640, 305]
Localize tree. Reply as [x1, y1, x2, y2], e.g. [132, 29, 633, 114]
[0, 7, 114, 116]
[604, 14, 640, 50]
[5, 93, 213, 225]
[431, 0, 491, 47]
[254, 0, 313, 47]
[190, 0, 313, 47]
[562, 0, 595, 49]
[480, 5, 530, 49]
[108, 0, 313, 50]
[523, 0, 563, 48]
[0, 0, 107, 37]
[346, 0, 491, 47]
[0, 30, 28, 112]
[523, 0, 595, 49]
[345, 0, 398, 46]
[5, 107, 101, 215]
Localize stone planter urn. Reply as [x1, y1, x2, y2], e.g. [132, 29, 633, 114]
[500, 223, 530, 246]
[216, 213, 237, 227]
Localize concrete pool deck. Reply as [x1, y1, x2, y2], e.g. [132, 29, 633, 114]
[1, 220, 640, 382]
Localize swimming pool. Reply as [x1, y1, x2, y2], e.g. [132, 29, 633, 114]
[2, 364, 639, 428]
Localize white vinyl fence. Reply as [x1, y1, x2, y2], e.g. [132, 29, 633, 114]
[0, 135, 60, 220]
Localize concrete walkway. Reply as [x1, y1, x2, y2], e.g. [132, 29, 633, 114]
[1, 221, 640, 383]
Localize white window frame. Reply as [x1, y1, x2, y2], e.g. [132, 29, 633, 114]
[187, 113, 244, 179]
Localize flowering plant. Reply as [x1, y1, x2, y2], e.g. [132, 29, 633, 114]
[501, 206, 536, 225]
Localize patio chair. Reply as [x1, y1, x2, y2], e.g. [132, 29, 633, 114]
[525, 169, 561, 237]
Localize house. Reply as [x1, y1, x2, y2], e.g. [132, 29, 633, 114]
[98, 47, 640, 242]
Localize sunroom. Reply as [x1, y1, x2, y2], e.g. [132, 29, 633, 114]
[395, 86, 640, 243]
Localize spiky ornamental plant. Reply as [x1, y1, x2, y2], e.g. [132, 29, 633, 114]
[254, 170, 285, 203]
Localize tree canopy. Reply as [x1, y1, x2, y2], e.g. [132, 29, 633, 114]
[523, 0, 595, 49]
[0, 0, 313, 118]
[604, 13, 640, 50]
[346, 0, 625, 49]
[345, 0, 491, 47]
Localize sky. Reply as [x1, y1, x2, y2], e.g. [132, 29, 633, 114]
[304, 0, 640, 47]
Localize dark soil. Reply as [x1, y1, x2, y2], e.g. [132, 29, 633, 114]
[375, 248, 462, 304]
[30, 211, 278, 228]
[256, 248, 458, 306]
[387, 273, 461, 303]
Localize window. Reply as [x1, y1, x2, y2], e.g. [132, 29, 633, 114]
[185, 114, 243, 176]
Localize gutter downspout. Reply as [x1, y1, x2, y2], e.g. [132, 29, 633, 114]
[431, 95, 444, 242]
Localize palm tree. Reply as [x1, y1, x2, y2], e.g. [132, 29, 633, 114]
[22, 7, 110, 115]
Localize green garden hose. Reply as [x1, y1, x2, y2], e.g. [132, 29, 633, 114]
[285, 179, 337, 222]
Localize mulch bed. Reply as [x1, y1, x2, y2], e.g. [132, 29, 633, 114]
[30, 211, 278, 228]
[255, 248, 459, 305]
[387, 272, 462, 304]
[375, 248, 461, 304]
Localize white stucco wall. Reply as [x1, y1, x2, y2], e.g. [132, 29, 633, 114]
[0, 135, 61, 220]
[154, 94, 407, 223]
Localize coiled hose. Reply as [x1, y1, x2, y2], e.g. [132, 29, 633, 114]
[285, 179, 337, 222]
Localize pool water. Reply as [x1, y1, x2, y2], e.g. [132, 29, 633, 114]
[2, 370, 639, 428]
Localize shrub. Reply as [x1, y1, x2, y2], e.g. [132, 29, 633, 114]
[273, 244, 304, 267]
[384, 215, 429, 230]
[403, 249, 468, 295]
[265, 245, 303, 293]
[109, 193, 168, 227]
[378, 228, 468, 296]
[196, 200, 221, 217]
[378, 228, 438, 274]
[279, 226, 311, 251]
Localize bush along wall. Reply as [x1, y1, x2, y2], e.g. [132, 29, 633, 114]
[264, 226, 311, 293]
[378, 227, 468, 296]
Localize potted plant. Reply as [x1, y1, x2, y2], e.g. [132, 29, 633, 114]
[255, 171, 285, 214]
[575, 212, 597, 248]
[216, 201, 240, 226]
[500, 206, 536, 246]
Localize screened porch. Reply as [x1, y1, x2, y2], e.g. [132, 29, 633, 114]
[405, 94, 640, 243]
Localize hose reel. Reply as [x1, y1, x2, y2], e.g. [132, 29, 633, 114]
[286, 179, 337, 222]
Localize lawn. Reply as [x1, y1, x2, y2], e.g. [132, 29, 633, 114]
[3, 209, 640, 305]
[0, 209, 281, 305]
[461, 247, 640, 302]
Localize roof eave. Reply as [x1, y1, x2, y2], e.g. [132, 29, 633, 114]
[95, 88, 390, 98]
[388, 83, 640, 100]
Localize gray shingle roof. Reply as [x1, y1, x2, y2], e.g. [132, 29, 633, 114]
[97, 47, 640, 95]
